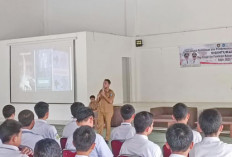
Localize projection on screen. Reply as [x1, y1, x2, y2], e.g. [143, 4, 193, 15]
[19, 50, 71, 92]
[11, 40, 74, 103]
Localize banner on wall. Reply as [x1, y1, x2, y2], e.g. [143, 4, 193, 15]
[179, 43, 232, 67]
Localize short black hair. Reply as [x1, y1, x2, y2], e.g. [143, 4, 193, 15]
[34, 138, 61, 157]
[173, 103, 188, 121]
[18, 110, 34, 127]
[199, 109, 222, 136]
[120, 104, 135, 120]
[0, 119, 22, 143]
[134, 111, 153, 134]
[166, 123, 193, 152]
[104, 79, 111, 84]
[90, 95, 95, 99]
[34, 101, 49, 118]
[75, 107, 94, 123]
[2, 105, 15, 119]
[71, 102, 85, 118]
[73, 126, 96, 152]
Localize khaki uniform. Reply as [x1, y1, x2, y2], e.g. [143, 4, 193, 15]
[89, 101, 99, 128]
[97, 89, 115, 141]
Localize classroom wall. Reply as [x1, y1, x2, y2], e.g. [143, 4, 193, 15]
[86, 32, 133, 104]
[0, 0, 44, 40]
[134, 27, 232, 104]
[135, 0, 232, 36]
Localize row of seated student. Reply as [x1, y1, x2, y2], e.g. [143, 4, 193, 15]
[1, 102, 232, 157]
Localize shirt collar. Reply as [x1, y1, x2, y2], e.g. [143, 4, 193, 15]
[135, 134, 148, 140]
[36, 119, 47, 123]
[22, 128, 32, 132]
[170, 154, 186, 157]
[75, 155, 88, 157]
[121, 122, 131, 126]
[0, 144, 19, 151]
[203, 137, 220, 142]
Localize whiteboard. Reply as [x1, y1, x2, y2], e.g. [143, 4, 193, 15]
[10, 39, 74, 103]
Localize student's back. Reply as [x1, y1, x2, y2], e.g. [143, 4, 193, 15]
[111, 104, 136, 141]
[120, 111, 162, 157]
[189, 109, 232, 157]
[32, 102, 59, 141]
[62, 102, 84, 138]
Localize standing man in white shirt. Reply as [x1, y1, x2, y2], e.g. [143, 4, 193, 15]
[73, 126, 96, 157]
[65, 107, 113, 157]
[18, 110, 43, 151]
[32, 101, 60, 143]
[172, 103, 202, 144]
[120, 111, 163, 157]
[34, 138, 61, 157]
[189, 109, 232, 157]
[111, 104, 136, 140]
[0, 119, 29, 157]
[166, 123, 194, 157]
[62, 102, 85, 138]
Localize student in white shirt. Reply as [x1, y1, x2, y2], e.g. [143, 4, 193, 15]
[62, 102, 85, 138]
[2, 104, 15, 120]
[34, 138, 62, 157]
[111, 104, 136, 141]
[73, 126, 96, 157]
[166, 123, 194, 157]
[120, 111, 162, 157]
[65, 107, 113, 157]
[172, 103, 202, 144]
[18, 110, 43, 151]
[32, 101, 60, 142]
[0, 119, 29, 157]
[189, 109, 232, 157]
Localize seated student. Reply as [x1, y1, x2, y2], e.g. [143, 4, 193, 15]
[89, 95, 98, 112]
[62, 102, 85, 138]
[189, 109, 232, 157]
[18, 110, 43, 150]
[34, 138, 61, 157]
[111, 104, 136, 140]
[172, 103, 202, 144]
[2, 104, 15, 120]
[166, 123, 194, 157]
[32, 101, 59, 142]
[120, 111, 162, 157]
[0, 119, 28, 157]
[73, 126, 96, 157]
[65, 107, 113, 157]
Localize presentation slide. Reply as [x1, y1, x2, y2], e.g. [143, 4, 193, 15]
[11, 40, 74, 103]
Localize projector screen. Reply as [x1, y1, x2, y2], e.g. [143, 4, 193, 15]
[10, 39, 75, 103]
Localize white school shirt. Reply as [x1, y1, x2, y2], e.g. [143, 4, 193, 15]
[111, 122, 136, 140]
[21, 129, 43, 150]
[32, 119, 59, 142]
[66, 132, 113, 157]
[189, 137, 232, 157]
[170, 154, 186, 157]
[62, 119, 78, 138]
[120, 134, 163, 157]
[0, 144, 28, 157]
[75, 155, 88, 157]
[192, 130, 202, 144]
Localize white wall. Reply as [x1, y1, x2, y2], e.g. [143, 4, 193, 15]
[135, 0, 232, 36]
[0, 0, 44, 40]
[134, 27, 232, 103]
[86, 32, 132, 104]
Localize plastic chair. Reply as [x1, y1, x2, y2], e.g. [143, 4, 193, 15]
[62, 149, 76, 157]
[60, 137, 68, 150]
[163, 143, 171, 157]
[111, 140, 124, 157]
